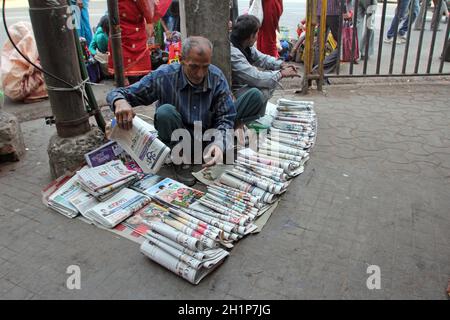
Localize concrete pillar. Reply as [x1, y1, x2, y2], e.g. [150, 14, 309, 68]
[47, 127, 105, 179]
[28, 0, 104, 178]
[180, 0, 231, 84]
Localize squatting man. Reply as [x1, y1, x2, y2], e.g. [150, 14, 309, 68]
[107, 36, 272, 187]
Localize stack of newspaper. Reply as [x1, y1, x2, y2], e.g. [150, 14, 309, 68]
[190, 98, 317, 234]
[46, 173, 87, 218]
[113, 189, 230, 284]
[84, 188, 151, 228]
[76, 160, 139, 201]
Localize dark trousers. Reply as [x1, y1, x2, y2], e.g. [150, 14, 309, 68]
[318, 15, 340, 42]
[154, 88, 265, 148]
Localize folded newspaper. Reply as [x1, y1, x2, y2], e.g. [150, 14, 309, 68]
[76, 160, 138, 200]
[110, 116, 170, 174]
[84, 188, 151, 228]
[140, 222, 229, 285]
[46, 173, 84, 218]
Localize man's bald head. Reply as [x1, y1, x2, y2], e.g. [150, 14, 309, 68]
[181, 36, 214, 58]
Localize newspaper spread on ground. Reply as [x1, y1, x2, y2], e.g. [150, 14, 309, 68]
[110, 116, 170, 174]
[41, 98, 318, 285]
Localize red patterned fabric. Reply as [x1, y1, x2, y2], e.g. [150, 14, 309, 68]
[257, 0, 283, 58]
[108, 0, 172, 77]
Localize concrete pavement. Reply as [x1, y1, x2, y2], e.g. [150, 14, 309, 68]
[0, 79, 449, 299]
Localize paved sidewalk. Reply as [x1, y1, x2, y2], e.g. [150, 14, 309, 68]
[0, 81, 449, 299]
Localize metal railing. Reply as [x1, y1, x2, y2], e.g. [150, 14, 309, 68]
[302, 0, 450, 92]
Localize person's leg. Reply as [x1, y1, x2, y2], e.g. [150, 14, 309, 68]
[235, 88, 266, 125]
[366, 4, 377, 55]
[430, 0, 445, 29]
[438, 0, 448, 23]
[414, 0, 427, 30]
[399, 0, 419, 35]
[387, 7, 400, 38]
[327, 15, 340, 43]
[154, 104, 197, 185]
[154, 104, 185, 148]
[398, 0, 412, 22]
[356, 3, 366, 57]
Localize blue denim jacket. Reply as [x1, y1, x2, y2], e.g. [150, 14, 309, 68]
[106, 63, 236, 151]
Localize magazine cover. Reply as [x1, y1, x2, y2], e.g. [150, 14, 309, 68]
[84, 141, 127, 167]
[122, 201, 169, 237]
[145, 178, 204, 208]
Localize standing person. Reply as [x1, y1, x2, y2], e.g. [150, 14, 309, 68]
[107, 37, 266, 186]
[256, 0, 284, 58]
[356, 0, 378, 59]
[385, 0, 419, 44]
[71, 0, 93, 45]
[107, 0, 171, 85]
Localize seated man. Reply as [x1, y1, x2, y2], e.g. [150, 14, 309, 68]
[107, 36, 265, 186]
[230, 14, 300, 103]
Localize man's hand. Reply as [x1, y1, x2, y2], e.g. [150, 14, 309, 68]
[114, 99, 135, 130]
[203, 145, 223, 167]
[280, 67, 300, 78]
[281, 63, 299, 73]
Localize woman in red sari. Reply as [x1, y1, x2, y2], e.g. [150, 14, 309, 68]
[256, 0, 283, 58]
[108, 0, 171, 83]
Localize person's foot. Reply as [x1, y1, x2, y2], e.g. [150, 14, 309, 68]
[397, 35, 407, 44]
[430, 24, 442, 31]
[384, 36, 406, 44]
[172, 163, 196, 187]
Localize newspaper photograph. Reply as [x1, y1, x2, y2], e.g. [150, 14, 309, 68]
[144, 178, 204, 208]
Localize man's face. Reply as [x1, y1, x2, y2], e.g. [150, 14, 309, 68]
[181, 47, 212, 85]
